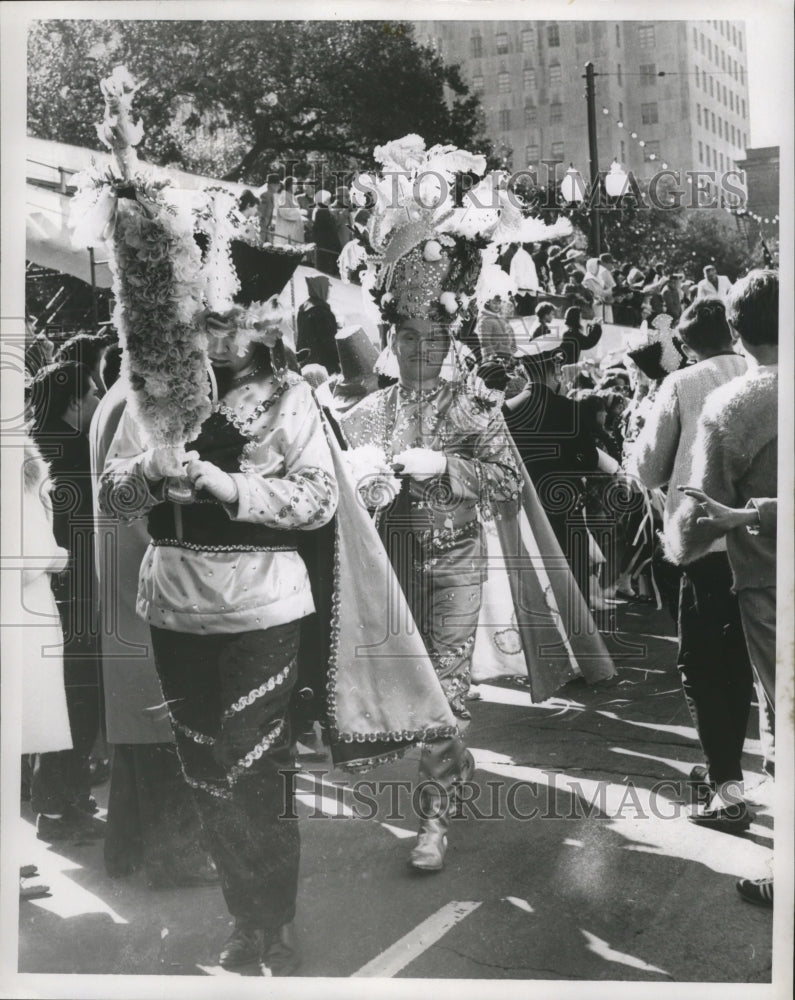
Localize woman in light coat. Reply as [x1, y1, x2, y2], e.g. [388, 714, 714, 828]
[273, 177, 306, 247]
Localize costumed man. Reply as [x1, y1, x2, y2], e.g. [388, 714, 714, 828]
[76, 69, 332, 974]
[296, 274, 340, 374]
[337, 136, 615, 871]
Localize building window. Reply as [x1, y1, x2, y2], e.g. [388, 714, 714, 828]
[521, 28, 535, 53]
[741, 98, 746, 118]
[549, 64, 562, 86]
[700, 32, 705, 53]
[547, 24, 560, 48]
[743, 131, 747, 147]
[524, 104, 537, 125]
[709, 75, 714, 96]
[526, 144, 539, 163]
[499, 108, 512, 130]
[616, 24, 621, 46]
[639, 64, 657, 86]
[718, 117, 723, 138]
[620, 140, 626, 161]
[721, 51, 726, 71]
[575, 22, 589, 44]
[719, 152, 724, 171]
[641, 102, 659, 125]
[498, 72, 510, 94]
[473, 75, 484, 94]
[643, 140, 661, 161]
[707, 38, 712, 60]
[696, 104, 702, 125]
[551, 141, 564, 159]
[617, 64, 622, 86]
[523, 67, 536, 88]
[695, 66, 700, 87]
[698, 140, 703, 163]
[731, 124, 736, 145]
[496, 32, 509, 55]
[738, 31, 743, 51]
[638, 25, 656, 48]
[693, 26, 698, 48]
[619, 101, 624, 119]
[723, 84, 727, 105]
[711, 111, 716, 133]
[549, 102, 563, 124]
[471, 35, 483, 58]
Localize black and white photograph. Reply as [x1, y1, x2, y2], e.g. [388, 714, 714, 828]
[1, 1, 792, 995]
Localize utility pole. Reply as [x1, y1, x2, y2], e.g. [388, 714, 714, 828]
[584, 62, 602, 257]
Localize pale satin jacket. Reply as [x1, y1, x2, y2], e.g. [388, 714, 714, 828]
[100, 370, 338, 634]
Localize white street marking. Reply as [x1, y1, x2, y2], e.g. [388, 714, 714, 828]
[352, 901, 481, 977]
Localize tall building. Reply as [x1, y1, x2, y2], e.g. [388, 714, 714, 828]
[415, 20, 750, 190]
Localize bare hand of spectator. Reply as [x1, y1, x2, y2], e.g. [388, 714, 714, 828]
[677, 486, 757, 532]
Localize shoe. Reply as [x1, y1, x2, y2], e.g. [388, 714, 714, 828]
[218, 922, 264, 969]
[75, 794, 99, 815]
[736, 877, 773, 907]
[88, 757, 111, 786]
[689, 765, 709, 783]
[688, 801, 752, 832]
[260, 924, 301, 977]
[409, 817, 448, 872]
[19, 877, 51, 901]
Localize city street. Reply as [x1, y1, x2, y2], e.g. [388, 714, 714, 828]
[17, 598, 774, 982]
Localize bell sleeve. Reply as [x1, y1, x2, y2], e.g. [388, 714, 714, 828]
[226, 379, 338, 530]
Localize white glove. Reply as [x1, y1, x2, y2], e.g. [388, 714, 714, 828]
[392, 448, 447, 481]
[141, 446, 198, 482]
[184, 459, 239, 504]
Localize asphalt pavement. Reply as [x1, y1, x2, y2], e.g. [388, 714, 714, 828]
[16, 599, 774, 983]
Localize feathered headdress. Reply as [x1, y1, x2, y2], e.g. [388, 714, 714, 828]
[340, 135, 572, 329]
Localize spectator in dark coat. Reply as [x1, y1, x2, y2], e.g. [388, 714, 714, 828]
[296, 275, 340, 374]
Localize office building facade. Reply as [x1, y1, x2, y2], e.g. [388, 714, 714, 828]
[415, 20, 750, 190]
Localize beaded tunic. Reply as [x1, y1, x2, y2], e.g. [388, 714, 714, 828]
[100, 370, 338, 634]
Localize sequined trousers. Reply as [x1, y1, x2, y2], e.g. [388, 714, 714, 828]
[383, 518, 485, 808]
[150, 621, 300, 931]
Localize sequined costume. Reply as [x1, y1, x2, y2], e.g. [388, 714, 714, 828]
[100, 368, 337, 933]
[341, 379, 521, 717]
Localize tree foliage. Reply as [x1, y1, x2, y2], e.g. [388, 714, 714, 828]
[27, 19, 490, 183]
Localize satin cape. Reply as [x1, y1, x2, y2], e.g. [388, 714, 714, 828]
[298, 407, 615, 772]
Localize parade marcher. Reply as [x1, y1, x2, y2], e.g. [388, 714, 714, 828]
[321, 325, 379, 415]
[257, 173, 281, 242]
[630, 298, 752, 830]
[338, 135, 615, 871]
[509, 242, 540, 315]
[695, 264, 733, 302]
[503, 339, 599, 605]
[559, 306, 603, 366]
[296, 274, 340, 374]
[273, 177, 306, 247]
